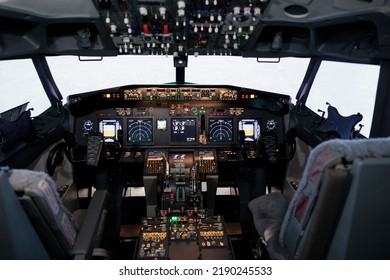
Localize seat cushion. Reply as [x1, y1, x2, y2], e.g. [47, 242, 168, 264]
[248, 192, 288, 236]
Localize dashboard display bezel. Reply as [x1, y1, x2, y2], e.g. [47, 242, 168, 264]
[170, 117, 197, 144]
[98, 118, 123, 143]
[208, 118, 234, 143]
[127, 118, 154, 143]
[237, 118, 261, 142]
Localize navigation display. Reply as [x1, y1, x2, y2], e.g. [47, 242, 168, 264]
[171, 118, 196, 143]
[209, 118, 233, 142]
[127, 118, 153, 143]
[238, 119, 261, 141]
[98, 119, 122, 142]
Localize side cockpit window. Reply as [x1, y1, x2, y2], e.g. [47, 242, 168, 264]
[305, 61, 380, 137]
[0, 59, 50, 116]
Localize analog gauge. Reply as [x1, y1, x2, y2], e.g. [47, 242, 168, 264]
[127, 118, 153, 143]
[266, 120, 277, 131]
[83, 120, 94, 132]
[209, 118, 233, 142]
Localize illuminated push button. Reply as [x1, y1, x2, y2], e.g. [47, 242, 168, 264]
[139, 7, 148, 16]
[110, 24, 117, 33]
[143, 24, 149, 34]
[159, 7, 166, 17]
[163, 24, 169, 34]
[105, 11, 110, 24]
[177, 0, 185, 9]
[178, 9, 185, 17]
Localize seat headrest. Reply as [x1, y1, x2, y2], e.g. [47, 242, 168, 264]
[279, 137, 390, 255]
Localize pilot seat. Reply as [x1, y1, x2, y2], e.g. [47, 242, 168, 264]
[248, 137, 390, 259]
[0, 167, 108, 260]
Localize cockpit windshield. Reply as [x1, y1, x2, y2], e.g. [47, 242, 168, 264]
[1, 56, 310, 116]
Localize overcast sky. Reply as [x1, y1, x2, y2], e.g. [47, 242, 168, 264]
[0, 56, 379, 136]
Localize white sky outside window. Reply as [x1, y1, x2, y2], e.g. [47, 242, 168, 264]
[0, 56, 379, 138]
[306, 61, 380, 136]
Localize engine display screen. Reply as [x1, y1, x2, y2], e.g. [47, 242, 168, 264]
[168, 152, 194, 173]
[98, 119, 122, 142]
[171, 118, 196, 143]
[238, 119, 261, 141]
[127, 118, 153, 143]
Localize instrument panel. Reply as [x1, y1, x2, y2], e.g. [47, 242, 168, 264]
[76, 105, 284, 148]
[70, 85, 289, 155]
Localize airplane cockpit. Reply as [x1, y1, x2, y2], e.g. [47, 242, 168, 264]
[1, 0, 390, 262]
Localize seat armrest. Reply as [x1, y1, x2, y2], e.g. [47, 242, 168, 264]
[72, 189, 107, 260]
